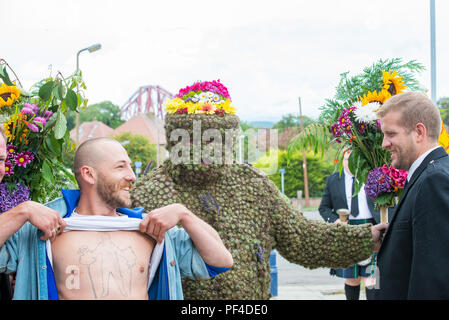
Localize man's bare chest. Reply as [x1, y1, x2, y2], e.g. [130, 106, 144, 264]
[51, 231, 155, 299]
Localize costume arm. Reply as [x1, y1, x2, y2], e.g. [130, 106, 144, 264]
[407, 171, 449, 299]
[318, 175, 339, 223]
[269, 180, 373, 269]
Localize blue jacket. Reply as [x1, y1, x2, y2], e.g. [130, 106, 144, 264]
[0, 189, 229, 300]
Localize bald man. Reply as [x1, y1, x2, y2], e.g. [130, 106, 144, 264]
[0, 137, 232, 299]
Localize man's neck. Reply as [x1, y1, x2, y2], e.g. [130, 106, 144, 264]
[75, 195, 118, 216]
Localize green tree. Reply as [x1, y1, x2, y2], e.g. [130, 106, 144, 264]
[112, 132, 157, 172]
[272, 113, 315, 133]
[67, 100, 124, 130]
[254, 149, 334, 198]
[438, 97, 449, 125]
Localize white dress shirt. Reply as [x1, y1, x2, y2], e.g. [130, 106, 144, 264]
[406, 146, 440, 182]
[344, 170, 373, 220]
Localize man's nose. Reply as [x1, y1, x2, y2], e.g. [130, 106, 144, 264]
[381, 136, 390, 149]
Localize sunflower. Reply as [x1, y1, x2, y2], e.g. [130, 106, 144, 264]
[360, 90, 391, 106]
[0, 82, 21, 108]
[382, 69, 407, 96]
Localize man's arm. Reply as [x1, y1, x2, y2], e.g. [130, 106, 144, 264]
[407, 171, 449, 299]
[0, 201, 65, 247]
[139, 203, 233, 268]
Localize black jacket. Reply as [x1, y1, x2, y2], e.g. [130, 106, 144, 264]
[376, 147, 449, 299]
[319, 170, 393, 224]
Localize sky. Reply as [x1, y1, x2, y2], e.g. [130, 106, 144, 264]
[2, 0, 449, 123]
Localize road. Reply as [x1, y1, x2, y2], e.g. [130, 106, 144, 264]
[271, 210, 366, 300]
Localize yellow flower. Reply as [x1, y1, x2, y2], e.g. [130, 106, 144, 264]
[186, 101, 201, 114]
[220, 99, 236, 114]
[0, 82, 21, 108]
[382, 69, 407, 96]
[164, 98, 185, 114]
[360, 90, 391, 106]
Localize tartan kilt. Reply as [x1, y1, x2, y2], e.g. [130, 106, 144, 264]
[330, 218, 377, 279]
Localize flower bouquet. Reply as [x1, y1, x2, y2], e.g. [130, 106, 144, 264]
[365, 165, 408, 223]
[0, 59, 86, 212]
[289, 58, 425, 217]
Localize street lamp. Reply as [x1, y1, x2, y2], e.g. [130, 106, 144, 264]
[75, 43, 102, 144]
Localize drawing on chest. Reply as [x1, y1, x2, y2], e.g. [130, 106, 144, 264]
[73, 233, 144, 299]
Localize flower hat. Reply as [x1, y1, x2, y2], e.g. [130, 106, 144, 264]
[164, 80, 236, 115]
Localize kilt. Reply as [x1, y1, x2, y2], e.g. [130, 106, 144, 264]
[330, 218, 377, 279]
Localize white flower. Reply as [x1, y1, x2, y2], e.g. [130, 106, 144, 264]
[353, 102, 380, 123]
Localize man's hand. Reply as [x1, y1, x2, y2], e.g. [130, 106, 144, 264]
[139, 204, 187, 243]
[22, 201, 66, 241]
[371, 223, 388, 252]
[0, 200, 65, 246]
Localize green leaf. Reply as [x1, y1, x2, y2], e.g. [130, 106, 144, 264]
[0, 66, 14, 86]
[54, 110, 67, 140]
[65, 89, 78, 111]
[39, 81, 54, 101]
[41, 160, 53, 184]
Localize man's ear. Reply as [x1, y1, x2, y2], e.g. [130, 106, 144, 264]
[415, 123, 427, 143]
[79, 166, 96, 185]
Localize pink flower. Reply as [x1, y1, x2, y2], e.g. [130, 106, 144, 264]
[44, 111, 54, 119]
[6, 145, 17, 159]
[14, 151, 34, 168]
[21, 107, 35, 116]
[27, 122, 39, 133]
[4, 160, 14, 177]
[33, 117, 47, 127]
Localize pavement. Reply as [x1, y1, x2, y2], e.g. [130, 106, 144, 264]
[270, 210, 367, 300]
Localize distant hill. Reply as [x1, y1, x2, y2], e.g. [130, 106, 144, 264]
[247, 121, 275, 128]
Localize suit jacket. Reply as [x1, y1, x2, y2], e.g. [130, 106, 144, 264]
[376, 147, 449, 299]
[319, 171, 393, 224]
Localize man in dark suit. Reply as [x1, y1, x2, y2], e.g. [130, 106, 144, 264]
[319, 150, 393, 300]
[376, 91, 449, 299]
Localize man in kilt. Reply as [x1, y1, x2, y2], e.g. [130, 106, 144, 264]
[319, 150, 393, 300]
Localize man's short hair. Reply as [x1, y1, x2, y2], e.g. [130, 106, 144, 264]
[73, 137, 120, 186]
[378, 92, 441, 141]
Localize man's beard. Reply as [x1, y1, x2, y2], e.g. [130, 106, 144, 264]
[392, 143, 417, 171]
[96, 173, 133, 209]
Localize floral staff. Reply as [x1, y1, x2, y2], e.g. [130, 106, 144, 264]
[0, 59, 86, 212]
[289, 58, 427, 217]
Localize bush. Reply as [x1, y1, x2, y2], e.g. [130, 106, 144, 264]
[254, 149, 334, 198]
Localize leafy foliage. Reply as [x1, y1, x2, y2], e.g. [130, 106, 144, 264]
[112, 132, 156, 171]
[1, 59, 84, 202]
[254, 149, 334, 198]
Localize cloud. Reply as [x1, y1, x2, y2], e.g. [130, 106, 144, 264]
[2, 0, 449, 124]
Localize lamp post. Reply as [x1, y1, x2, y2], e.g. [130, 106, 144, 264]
[430, 0, 437, 105]
[75, 43, 102, 144]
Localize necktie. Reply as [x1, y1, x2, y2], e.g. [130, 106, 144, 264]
[350, 177, 359, 217]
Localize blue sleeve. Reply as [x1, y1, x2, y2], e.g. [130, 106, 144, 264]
[205, 264, 231, 278]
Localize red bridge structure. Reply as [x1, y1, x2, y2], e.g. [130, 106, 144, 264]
[120, 85, 174, 121]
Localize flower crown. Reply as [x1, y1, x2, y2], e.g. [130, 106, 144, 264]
[165, 80, 236, 115]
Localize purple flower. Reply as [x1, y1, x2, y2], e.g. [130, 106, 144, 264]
[44, 111, 54, 119]
[0, 183, 30, 214]
[364, 167, 392, 200]
[358, 122, 367, 134]
[338, 110, 353, 134]
[330, 122, 342, 138]
[6, 145, 17, 159]
[14, 151, 34, 168]
[27, 122, 39, 132]
[4, 160, 14, 177]
[21, 107, 35, 116]
[33, 117, 47, 127]
[24, 103, 40, 114]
